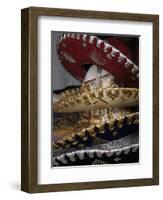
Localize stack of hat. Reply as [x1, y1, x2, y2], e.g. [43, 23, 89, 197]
[52, 33, 139, 166]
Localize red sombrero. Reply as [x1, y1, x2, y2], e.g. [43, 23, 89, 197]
[57, 33, 139, 87]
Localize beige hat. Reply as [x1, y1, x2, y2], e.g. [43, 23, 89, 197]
[54, 72, 139, 113]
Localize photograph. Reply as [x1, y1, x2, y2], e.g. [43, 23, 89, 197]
[52, 32, 139, 167]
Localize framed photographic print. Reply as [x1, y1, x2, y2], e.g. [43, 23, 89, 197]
[21, 7, 159, 193]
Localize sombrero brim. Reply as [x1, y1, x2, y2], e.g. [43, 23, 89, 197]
[54, 87, 139, 113]
[57, 33, 139, 87]
[53, 112, 139, 150]
[53, 132, 139, 166]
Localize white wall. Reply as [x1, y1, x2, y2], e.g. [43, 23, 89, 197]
[0, 0, 162, 199]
